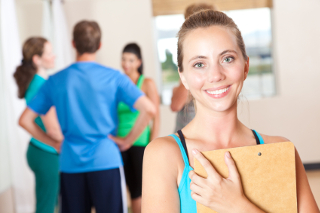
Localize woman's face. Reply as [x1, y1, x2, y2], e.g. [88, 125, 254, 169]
[39, 42, 55, 69]
[179, 26, 249, 113]
[121, 52, 141, 75]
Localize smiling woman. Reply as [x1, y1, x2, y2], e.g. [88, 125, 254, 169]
[141, 10, 319, 213]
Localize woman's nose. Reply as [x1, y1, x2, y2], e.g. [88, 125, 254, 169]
[207, 64, 225, 83]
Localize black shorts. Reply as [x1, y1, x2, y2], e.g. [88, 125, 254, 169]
[60, 168, 126, 213]
[121, 146, 145, 199]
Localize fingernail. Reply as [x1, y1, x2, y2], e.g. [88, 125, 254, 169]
[192, 149, 199, 155]
[226, 151, 231, 158]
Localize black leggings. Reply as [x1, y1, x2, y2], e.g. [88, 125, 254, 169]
[121, 146, 145, 199]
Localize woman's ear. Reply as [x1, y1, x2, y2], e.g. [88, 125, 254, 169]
[32, 54, 41, 67]
[72, 40, 76, 48]
[178, 68, 189, 90]
[243, 57, 250, 81]
[137, 59, 142, 68]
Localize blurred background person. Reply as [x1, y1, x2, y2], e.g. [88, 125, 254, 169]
[118, 43, 160, 213]
[19, 21, 155, 213]
[171, 3, 216, 133]
[13, 37, 63, 213]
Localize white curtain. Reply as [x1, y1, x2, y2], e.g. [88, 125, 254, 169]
[42, 0, 53, 46]
[43, 0, 73, 74]
[52, 0, 73, 72]
[0, 0, 35, 212]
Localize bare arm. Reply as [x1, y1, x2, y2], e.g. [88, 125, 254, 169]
[41, 107, 63, 142]
[170, 81, 189, 112]
[19, 108, 60, 151]
[295, 149, 319, 212]
[142, 137, 181, 213]
[144, 79, 160, 141]
[110, 95, 156, 151]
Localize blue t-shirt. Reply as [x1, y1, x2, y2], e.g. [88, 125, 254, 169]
[28, 62, 144, 173]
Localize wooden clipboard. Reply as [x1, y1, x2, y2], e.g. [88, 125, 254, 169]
[194, 142, 297, 213]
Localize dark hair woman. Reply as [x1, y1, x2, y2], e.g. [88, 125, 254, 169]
[13, 37, 63, 213]
[117, 43, 160, 213]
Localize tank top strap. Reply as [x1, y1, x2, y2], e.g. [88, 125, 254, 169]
[252, 129, 265, 144]
[169, 134, 190, 167]
[137, 74, 145, 89]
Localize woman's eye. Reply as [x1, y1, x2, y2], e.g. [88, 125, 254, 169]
[194, 63, 204, 68]
[223, 57, 234, 63]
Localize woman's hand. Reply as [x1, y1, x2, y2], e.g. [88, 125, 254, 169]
[189, 149, 263, 213]
[108, 135, 131, 151]
[52, 141, 62, 153]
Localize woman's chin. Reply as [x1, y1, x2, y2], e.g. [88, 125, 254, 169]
[207, 100, 236, 113]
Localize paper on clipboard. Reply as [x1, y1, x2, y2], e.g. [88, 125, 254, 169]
[194, 142, 297, 213]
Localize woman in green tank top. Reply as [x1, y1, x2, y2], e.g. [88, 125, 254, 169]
[13, 37, 63, 213]
[118, 43, 160, 213]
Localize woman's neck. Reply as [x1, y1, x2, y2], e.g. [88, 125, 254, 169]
[36, 67, 47, 79]
[127, 70, 140, 85]
[185, 102, 246, 147]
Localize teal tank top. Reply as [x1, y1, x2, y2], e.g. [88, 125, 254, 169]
[169, 129, 265, 213]
[25, 74, 57, 154]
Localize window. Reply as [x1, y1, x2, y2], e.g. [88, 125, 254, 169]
[155, 8, 275, 105]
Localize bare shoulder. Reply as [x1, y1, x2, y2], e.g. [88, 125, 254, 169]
[258, 133, 290, 144]
[144, 135, 184, 175]
[143, 78, 157, 89]
[141, 78, 158, 96]
[145, 135, 181, 159]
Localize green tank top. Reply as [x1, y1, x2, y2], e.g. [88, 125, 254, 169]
[117, 75, 151, 147]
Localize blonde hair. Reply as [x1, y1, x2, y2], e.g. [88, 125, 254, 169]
[177, 10, 247, 72]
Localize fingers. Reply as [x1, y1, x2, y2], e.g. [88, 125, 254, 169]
[190, 181, 203, 195]
[190, 192, 208, 207]
[120, 144, 130, 152]
[192, 149, 221, 180]
[108, 134, 118, 142]
[108, 135, 132, 151]
[108, 135, 124, 145]
[224, 151, 240, 182]
[189, 170, 206, 188]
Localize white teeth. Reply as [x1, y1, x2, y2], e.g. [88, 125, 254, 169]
[206, 87, 229, 95]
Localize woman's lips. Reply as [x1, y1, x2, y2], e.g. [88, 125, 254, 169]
[205, 85, 231, 99]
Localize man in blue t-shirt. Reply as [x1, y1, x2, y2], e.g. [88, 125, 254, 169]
[19, 21, 155, 213]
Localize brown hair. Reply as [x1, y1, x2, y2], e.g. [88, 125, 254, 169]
[177, 10, 247, 72]
[13, 37, 47, 99]
[184, 3, 216, 19]
[73, 20, 101, 55]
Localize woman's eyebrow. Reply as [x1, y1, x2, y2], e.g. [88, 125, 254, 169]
[188, 50, 237, 62]
[220, 50, 237, 56]
[188, 55, 207, 63]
